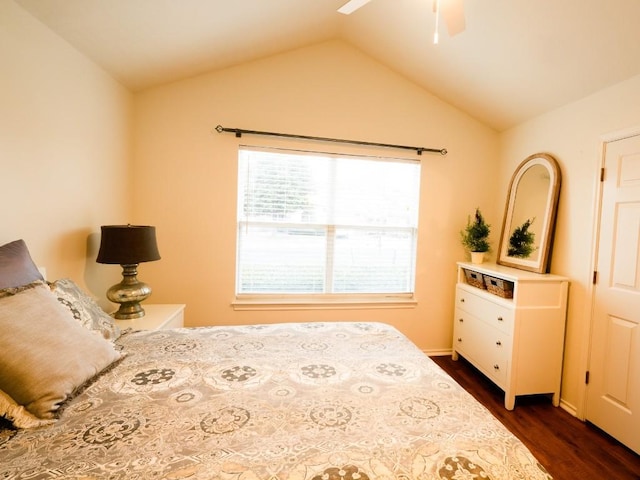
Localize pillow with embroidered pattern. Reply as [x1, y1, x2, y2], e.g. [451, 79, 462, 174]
[49, 278, 120, 341]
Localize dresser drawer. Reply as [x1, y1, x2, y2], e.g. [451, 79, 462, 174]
[455, 287, 514, 334]
[454, 309, 509, 387]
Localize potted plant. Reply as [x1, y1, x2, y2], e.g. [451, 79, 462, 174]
[508, 218, 536, 258]
[461, 207, 491, 264]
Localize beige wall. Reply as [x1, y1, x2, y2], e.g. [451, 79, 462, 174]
[1, 1, 132, 304]
[499, 74, 640, 414]
[132, 40, 499, 352]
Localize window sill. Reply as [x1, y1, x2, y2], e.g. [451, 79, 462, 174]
[231, 295, 417, 311]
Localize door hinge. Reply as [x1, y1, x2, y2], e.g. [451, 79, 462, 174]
[585, 371, 590, 385]
[593, 271, 598, 284]
[600, 167, 605, 182]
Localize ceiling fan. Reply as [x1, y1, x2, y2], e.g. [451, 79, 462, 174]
[338, 0, 466, 42]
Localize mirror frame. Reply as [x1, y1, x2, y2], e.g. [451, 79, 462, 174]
[497, 152, 561, 273]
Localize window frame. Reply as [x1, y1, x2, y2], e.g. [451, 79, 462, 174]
[232, 144, 422, 311]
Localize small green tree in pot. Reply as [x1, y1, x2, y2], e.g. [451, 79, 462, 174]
[460, 208, 491, 264]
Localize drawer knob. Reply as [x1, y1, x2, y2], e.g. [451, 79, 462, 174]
[497, 316, 503, 322]
[493, 364, 500, 371]
[460, 298, 465, 303]
[458, 318, 464, 323]
[457, 337, 462, 342]
[496, 340, 502, 346]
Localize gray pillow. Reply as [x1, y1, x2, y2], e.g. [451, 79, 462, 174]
[0, 239, 43, 289]
[0, 283, 122, 419]
[50, 278, 121, 341]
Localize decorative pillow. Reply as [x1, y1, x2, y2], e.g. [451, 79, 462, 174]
[0, 283, 122, 419]
[50, 278, 120, 341]
[0, 389, 55, 429]
[0, 280, 44, 300]
[0, 239, 43, 289]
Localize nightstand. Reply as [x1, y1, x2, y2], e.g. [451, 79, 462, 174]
[114, 304, 185, 331]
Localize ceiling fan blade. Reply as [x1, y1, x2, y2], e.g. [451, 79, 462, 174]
[441, 0, 465, 36]
[338, 0, 373, 15]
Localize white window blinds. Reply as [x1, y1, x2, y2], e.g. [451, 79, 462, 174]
[236, 147, 421, 296]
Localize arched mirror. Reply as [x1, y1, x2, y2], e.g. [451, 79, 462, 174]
[497, 153, 561, 273]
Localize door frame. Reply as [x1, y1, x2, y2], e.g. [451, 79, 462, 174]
[577, 124, 640, 420]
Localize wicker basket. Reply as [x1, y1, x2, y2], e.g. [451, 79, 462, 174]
[483, 275, 514, 299]
[463, 269, 486, 290]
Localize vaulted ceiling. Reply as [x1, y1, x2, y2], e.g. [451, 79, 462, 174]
[16, 0, 640, 131]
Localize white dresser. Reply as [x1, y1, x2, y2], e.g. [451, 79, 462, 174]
[452, 262, 568, 410]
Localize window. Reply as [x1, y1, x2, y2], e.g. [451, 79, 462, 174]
[236, 147, 421, 301]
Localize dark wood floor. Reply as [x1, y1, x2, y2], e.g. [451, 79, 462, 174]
[430, 354, 640, 480]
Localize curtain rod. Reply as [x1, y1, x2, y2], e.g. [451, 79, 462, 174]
[215, 125, 447, 156]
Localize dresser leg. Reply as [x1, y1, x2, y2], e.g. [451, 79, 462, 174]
[504, 395, 515, 410]
[552, 392, 560, 407]
[452, 350, 459, 361]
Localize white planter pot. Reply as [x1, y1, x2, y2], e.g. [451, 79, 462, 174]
[470, 251, 485, 264]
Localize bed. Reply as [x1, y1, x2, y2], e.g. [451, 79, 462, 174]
[0, 239, 552, 479]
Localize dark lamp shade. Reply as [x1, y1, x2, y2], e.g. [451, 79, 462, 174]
[96, 225, 161, 265]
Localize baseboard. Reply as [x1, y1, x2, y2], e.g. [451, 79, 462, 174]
[423, 349, 453, 357]
[559, 399, 579, 418]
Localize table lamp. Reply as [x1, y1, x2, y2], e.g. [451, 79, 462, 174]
[96, 225, 161, 319]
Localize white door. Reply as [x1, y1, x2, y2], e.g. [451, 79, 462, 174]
[586, 133, 640, 454]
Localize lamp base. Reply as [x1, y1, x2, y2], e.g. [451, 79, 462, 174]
[111, 301, 147, 319]
[106, 264, 152, 320]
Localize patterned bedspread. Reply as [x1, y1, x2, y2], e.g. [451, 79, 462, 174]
[0, 322, 551, 479]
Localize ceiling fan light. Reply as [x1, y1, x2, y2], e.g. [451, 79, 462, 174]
[442, 0, 466, 36]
